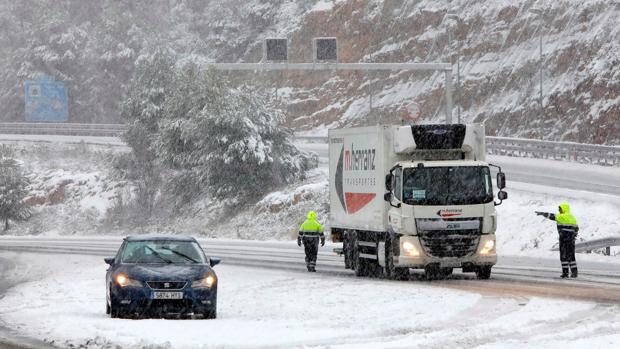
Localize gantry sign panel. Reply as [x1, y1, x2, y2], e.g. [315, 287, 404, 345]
[265, 38, 288, 62]
[314, 37, 338, 61]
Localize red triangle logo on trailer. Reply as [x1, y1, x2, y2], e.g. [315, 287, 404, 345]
[344, 192, 376, 214]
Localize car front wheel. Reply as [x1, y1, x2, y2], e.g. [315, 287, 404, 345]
[109, 290, 123, 318]
[203, 307, 217, 319]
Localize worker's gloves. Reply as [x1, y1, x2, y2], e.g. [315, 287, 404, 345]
[297, 236, 302, 247]
[535, 211, 544, 216]
[320, 237, 325, 247]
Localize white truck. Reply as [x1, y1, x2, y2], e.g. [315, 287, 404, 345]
[328, 124, 507, 280]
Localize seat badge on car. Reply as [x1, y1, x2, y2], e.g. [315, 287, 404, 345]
[164, 282, 170, 289]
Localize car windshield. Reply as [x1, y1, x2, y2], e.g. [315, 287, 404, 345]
[120, 240, 206, 264]
[402, 166, 493, 206]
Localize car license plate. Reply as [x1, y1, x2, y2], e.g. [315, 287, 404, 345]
[153, 292, 183, 300]
[440, 261, 461, 268]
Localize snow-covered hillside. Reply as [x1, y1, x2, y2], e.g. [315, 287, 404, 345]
[6, 141, 126, 236]
[2, 1, 617, 144]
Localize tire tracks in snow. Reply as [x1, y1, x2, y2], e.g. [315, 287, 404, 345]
[0, 255, 56, 349]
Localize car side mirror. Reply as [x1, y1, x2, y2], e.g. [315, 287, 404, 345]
[497, 172, 506, 190]
[498, 191, 508, 200]
[385, 174, 392, 191]
[384, 192, 392, 202]
[210, 257, 221, 267]
[104, 257, 115, 265]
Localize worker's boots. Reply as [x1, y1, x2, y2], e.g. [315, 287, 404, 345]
[561, 267, 569, 278]
[571, 268, 578, 278]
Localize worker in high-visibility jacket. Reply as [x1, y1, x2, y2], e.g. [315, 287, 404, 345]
[536, 203, 579, 278]
[297, 211, 325, 272]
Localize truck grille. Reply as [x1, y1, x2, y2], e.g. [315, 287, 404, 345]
[417, 218, 482, 258]
[419, 230, 480, 258]
[147, 281, 187, 290]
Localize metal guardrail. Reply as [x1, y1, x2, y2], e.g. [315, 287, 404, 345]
[551, 237, 620, 256]
[0, 123, 617, 166]
[294, 134, 619, 167]
[486, 136, 620, 166]
[0, 122, 127, 137]
[294, 135, 329, 143]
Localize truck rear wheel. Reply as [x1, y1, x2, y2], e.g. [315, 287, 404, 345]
[343, 230, 353, 269]
[355, 259, 371, 277]
[351, 231, 375, 277]
[351, 231, 363, 276]
[476, 266, 492, 279]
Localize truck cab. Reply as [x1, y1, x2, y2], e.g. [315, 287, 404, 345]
[385, 160, 502, 279]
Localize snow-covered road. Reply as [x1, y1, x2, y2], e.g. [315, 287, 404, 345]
[1, 251, 619, 349]
[2, 236, 620, 302]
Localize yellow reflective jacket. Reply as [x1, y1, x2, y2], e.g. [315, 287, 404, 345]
[299, 211, 324, 238]
[544, 203, 579, 238]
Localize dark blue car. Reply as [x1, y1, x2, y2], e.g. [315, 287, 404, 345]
[105, 235, 220, 319]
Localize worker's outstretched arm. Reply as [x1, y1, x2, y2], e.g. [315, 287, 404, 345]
[535, 211, 556, 221]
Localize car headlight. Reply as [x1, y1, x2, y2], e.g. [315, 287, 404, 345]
[480, 240, 496, 255]
[192, 274, 217, 288]
[402, 241, 420, 257]
[115, 274, 142, 287]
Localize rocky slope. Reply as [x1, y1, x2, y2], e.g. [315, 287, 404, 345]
[248, 0, 619, 145]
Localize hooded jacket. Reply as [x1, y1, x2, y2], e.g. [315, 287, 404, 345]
[541, 203, 579, 238]
[299, 211, 324, 238]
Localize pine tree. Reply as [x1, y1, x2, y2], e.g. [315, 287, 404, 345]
[0, 157, 31, 232]
[156, 65, 313, 205]
[117, 49, 175, 217]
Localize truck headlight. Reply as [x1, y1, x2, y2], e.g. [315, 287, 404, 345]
[402, 241, 420, 257]
[115, 274, 142, 287]
[192, 274, 217, 288]
[480, 240, 496, 255]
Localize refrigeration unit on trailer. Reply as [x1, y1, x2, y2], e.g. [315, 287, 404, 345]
[328, 124, 507, 280]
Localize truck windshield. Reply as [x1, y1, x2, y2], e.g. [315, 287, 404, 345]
[402, 166, 493, 206]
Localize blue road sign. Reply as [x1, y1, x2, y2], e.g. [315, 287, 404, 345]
[24, 75, 69, 122]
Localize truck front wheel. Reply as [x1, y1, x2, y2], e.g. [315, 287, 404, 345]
[385, 237, 408, 280]
[476, 266, 492, 279]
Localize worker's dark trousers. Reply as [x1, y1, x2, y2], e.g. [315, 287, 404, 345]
[302, 237, 319, 271]
[559, 235, 577, 277]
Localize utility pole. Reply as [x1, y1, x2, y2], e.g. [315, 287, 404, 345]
[445, 13, 462, 124]
[457, 54, 461, 124]
[539, 34, 543, 113]
[530, 8, 544, 116]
